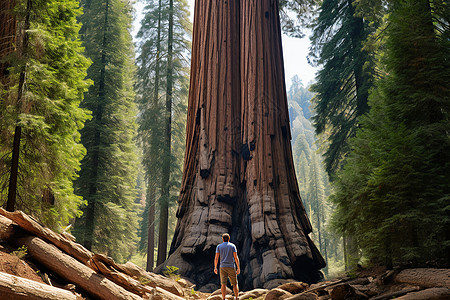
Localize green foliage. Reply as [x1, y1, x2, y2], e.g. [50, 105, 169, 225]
[138, 276, 151, 285]
[12, 245, 28, 260]
[73, 0, 139, 262]
[163, 265, 180, 281]
[288, 78, 341, 276]
[135, 0, 190, 258]
[309, 0, 376, 178]
[0, 0, 91, 229]
[330, 0, 450, 266]
[279, 0, 319, 38]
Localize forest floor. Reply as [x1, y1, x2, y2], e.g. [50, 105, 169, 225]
[1, 236, 449, 300]
[0, 242, 44, 284]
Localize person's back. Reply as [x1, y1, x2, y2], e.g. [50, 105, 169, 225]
[216, 242, 237, 268]
[214, 233, 240, 300]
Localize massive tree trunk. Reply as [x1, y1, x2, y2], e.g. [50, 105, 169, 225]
[162, 0, 325, 291]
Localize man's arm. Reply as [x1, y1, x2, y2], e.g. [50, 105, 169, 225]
[214, 252, 220, 274]
[233, 252, 240, 275]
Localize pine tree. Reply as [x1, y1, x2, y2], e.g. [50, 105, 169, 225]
[136, 0, 165, 271]
[73, 0, 138, 262]
[309, 0, 375, 178]
[331, 0, 450, 266]
[287, 77, 341, 276]
[135, 0, 190, 270]
[0, 0, 91, 228]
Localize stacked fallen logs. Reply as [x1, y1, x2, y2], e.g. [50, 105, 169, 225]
[206, 269, 450, 300]
[1, 208, 449, 300]
[0, 208, 185, 299]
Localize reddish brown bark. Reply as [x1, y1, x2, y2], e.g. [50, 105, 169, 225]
[0, 0, 16, 86]
[163, 0, 325, 290]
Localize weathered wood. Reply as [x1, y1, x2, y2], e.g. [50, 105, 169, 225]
[0, 208, 92, 264]
[0, 215, 16, 241]
[87, 254, 155, 297]
[370, 287, 421, 300]
[285, 293, 318, 300]
[89, 253, 184, 297]
[0, 271, 78, 300]
[395, 287, 450, 300]
[395, 268, 450, 288]
[305, 279, 346, 295]
[329, 283, 368, 300]
[116, 261, 184, 296]
[13, 235, 141, 300]
[164, 0, 324, 291]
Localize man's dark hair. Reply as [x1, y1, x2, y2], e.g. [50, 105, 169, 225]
[222, 233, 230, 242]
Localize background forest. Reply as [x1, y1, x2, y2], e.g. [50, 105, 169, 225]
[0, 0, 448, 282]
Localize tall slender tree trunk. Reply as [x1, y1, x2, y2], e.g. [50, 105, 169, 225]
[347, 0, 369, 116]
[323, 238, 328, 276]
[343, 232, 348, 271]
[146, 183, 156, 271]
[157, 0, 174, 267]
[312, 157, 322, 252]
[160, 0, 324, 290]
[7, 126, 21, 211]
[146, 0, 162, 270]
[84, 0, 109, 250]
[6, 0, 31, 212]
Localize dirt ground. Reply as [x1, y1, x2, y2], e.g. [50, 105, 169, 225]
[0, 242, 44, 284]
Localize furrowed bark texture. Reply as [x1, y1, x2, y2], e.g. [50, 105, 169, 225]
[163, 0, 325, 290]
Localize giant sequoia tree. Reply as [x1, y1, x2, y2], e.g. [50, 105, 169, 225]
[160, 0, 324, 290]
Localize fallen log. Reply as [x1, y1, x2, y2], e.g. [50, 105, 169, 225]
[152, 286, 186, 300]
[370, 287, 424, 300]
[0, 208, 92, 264]
[395, 268, 450, 288]
[329, 283, 368, 300]
[0, 271, 78, 300]
[0, 212, 184, 298]
[87, 253, 155, 297]
[0, 214, 17, 241]
[13, 235, 141, 300]
[303, 279, 346, 295]
[396, 287, 450, 299]
[102, 258, 184, 296]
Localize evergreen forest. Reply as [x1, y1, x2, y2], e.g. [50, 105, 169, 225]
[0, 0, 448, 285]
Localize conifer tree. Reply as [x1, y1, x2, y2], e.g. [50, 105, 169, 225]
[331, 0, 450, 266]
[0, 0, 91, 228]
[135, 0, 190, 270]
[135, 0, 165, 271]
[73, 0, 138, 262]
[309, 0, 375, 178]
[288, 78, 341, 275]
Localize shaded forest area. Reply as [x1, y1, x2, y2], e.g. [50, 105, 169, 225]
[0, 0, 449, 293]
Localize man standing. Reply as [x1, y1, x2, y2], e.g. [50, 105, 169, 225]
[214, 233, 240, 300]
